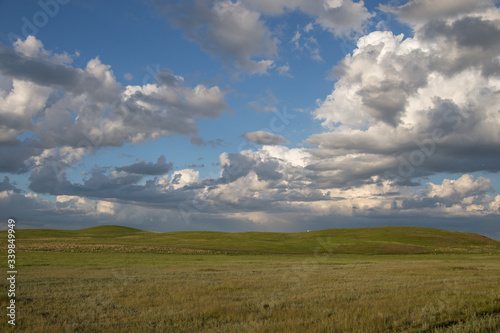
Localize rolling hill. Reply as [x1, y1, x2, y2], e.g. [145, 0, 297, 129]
[4, 225, 500, 255]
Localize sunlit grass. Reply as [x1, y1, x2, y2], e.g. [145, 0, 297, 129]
[0, 226, 499, 332]
[8, 225, 500, 255]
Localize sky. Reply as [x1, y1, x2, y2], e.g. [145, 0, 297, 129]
[0, 0, 499, 239]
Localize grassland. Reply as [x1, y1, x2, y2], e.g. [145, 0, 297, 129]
[1, 226, 499, 332]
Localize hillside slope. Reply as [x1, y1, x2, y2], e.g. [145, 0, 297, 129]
[4, 226, 500, 255]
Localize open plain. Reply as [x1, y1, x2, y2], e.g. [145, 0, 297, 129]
[1, 226, 500, 332]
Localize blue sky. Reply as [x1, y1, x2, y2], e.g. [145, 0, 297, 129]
[0, 0, 499, 239]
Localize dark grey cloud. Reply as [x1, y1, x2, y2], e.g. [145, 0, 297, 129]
[80, 167, 144, 191]
[0, 177, 21, 193]
[116, 156, 173, 175]
[305, 154, 398, 189]
[242, 131, 288, 145]
[0, 37, 228, 143]
[154, 0, 373, 75]
[446, 17, 500, 49]
[186, 164, 205, 168]
[381, 0, 500, 77]
[154, 0, 277, 74]
[156, 69, 184, 87]
[358, 80, 407, 127]
[220, 153, 256, 183]
[0, 43, 81, 89]
[27, 160, 193, 208]
[7, 144, 498, 239]
[0, 144, 41, 174]
[28, 160, 73, 195]
[3, 191, 499, 239]
[207, 138, 225, 147]
[0, 42, 122, 103]
[380, 0, 495, 25]
[254, 160, 282, 181]
[419, 16, 500, 76]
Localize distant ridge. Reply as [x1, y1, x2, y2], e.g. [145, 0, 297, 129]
[4, 226, 500, 255]
[79, 225, 145, 235]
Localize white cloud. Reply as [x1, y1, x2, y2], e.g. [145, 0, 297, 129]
[0, 79, 52, 142]
[96, 200, 116, 215]
[310, 4, 500, 185]
[277, 64, 293, 77]
[260, 145, 311, 168]
[304, 22, 315, 33]
[314, 31, 421, 129]
[56, 195, 116, 215]
[305, 36, 323, 62]
[14, 35, 74, 65]
[397, 175, 497, 217]
[291, 30, 301, 49]
[490, 195, 500, 212]
[170, 169, 200, 190]
[426, 174, 492, 200]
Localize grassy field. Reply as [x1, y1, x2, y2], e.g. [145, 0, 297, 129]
[1, 226, 500, 332]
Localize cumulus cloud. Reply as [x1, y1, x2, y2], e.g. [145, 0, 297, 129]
[168, 169, 200, 190]
[242, 131, 288, 145]
[0, 36, 229, 175]
[13, 36, 75, 65]
[398, 174, 497, 216]
[2, 4, 500, 236]
[56, 195, 117, 216]
[310, 3, 500, 186]
[426, 174, 493, 201]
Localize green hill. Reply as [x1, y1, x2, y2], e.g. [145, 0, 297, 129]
[4, 225, 500, 255]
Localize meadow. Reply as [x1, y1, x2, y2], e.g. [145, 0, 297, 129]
[1, 226, 499, 332]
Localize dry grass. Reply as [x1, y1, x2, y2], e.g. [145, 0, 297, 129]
[1, 226, 499, 332]
[1, 251, 499, 332]
[17, 242, 223, 254]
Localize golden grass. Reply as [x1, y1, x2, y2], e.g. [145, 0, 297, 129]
[1, 252, 499, 332]
[1, 226, 499, 332]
